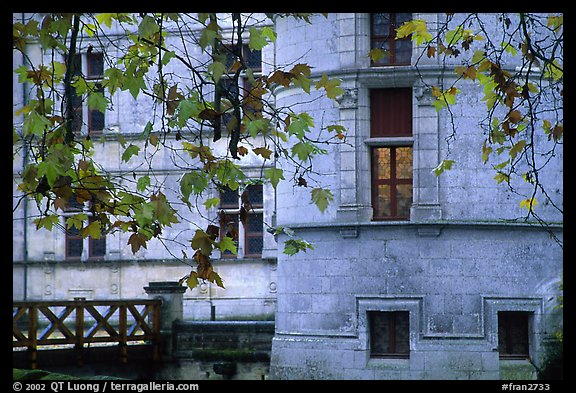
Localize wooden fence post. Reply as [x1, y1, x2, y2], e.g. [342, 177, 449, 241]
[74, 298, 85, 366]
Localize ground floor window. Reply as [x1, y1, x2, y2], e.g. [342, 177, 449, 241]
[498, 311, 531, 359]
[368, 310, 410, 358]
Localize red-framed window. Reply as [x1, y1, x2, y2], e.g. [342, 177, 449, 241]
[370, 13, 412, 66]
[67, 51, 105, 135]
[218, 184, 264, 259]
[65, 218, 106, 261]
[370, 88, 413, 220]
[369, 311, 410, 358]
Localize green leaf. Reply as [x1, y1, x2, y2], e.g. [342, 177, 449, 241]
[264, 167, 284, 189]
[191, 229, 214, 256]
[80, 220, 102, 239]
[494, 172, 510, 184]
[315, 73, 344, 99]
[66, 213, 88, 230]
[96, 13, 115, 28]
[137, 175, 150, 192]
[180, 171, 208, 201]
[138, 15, 159, 39]
[103, 67, 125, 95]
[287, 112, 314, 139]
[23, 111, 52, 137]
[432, 159, 455, 176]
[34, 215, 60, 231]
[186, 271, 199, 289]
[122, 144, 140, 162]
[283, 238, 314, 256]
[123, 75, 147, 100]
[208, 61, 227, 84]
[481, 141, 492, 164]
[87, 91, 108, 113]
[215, 236, 237, 255]
[150, 192, 180, 226]
[509, 140, 526, 159]
[203, 197, 220, 210]
[249, 26, 270, 51]
[310, 187, 334, 213]
[291, 141, 315, 162]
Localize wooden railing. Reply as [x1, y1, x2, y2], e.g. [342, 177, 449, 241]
[13, 298, 161, 369]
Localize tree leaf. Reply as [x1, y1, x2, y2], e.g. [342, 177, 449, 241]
[433, 159, 455, 176]
[310, 187, 334, 213]
[122, 144, 140, 162]
[519, 197, 538, 212]
[253, 147, 272, 159]
[128, 232, 148, 254]
[186, 271, 199, 289]
[215, 236, 237, 255]
[190, 229, 214, 256]
[283, 238, 314, 256]
[80, 220, 102, 239]
[264, 167, 284, 189]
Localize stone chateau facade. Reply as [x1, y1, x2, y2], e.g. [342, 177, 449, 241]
[13, 13, 562, 380]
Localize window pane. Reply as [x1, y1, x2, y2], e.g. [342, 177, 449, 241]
[87, 52, 104, 79]
[90, 109, 105, 131]
[220, 186, 239, 208]
[375, 148, 391, 179]
[246, 236, 263, 256]
[394, 39, 412, 64]
[90, 237, 106, 258]
[394, 312, 410, 354]
[66, 227, 83, 258]
[369, 311, 391, 355]
[394, 13, 413, 28]
[396, 147, 412, 179]
[244, 185, 263, 208]
[245, 48, 262, 70]
[246, 213, 263, 233]
[369, 311, 409, 357]
[376, 184, 391, 217]
[396, 184, 412, 218]
[371, 13, 391, 37]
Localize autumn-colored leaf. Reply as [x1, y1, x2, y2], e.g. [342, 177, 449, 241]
[253, 147, 272, 159]
[128, 232, 148, 254]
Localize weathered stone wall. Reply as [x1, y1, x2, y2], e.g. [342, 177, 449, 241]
[270, 13, 563, 379]
[270, 224, 562, 379]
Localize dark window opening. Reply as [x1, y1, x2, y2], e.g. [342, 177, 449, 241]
[369, 311, 410, 358]
[498, 311, 531, 359]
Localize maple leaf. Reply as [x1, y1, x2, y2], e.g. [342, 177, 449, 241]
[253, 147, 272, 159]
[80, 220, 102, 239]
[265, 167, 284, 189]
[186, 271, 199, 289]
[310, 187, 334, 213]
[208, 271, 225, 289]
[191, 229, 214, 256]
[128, 232, 148, 254]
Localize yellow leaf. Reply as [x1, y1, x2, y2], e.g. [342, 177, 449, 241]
[519, 197, 538, 212]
